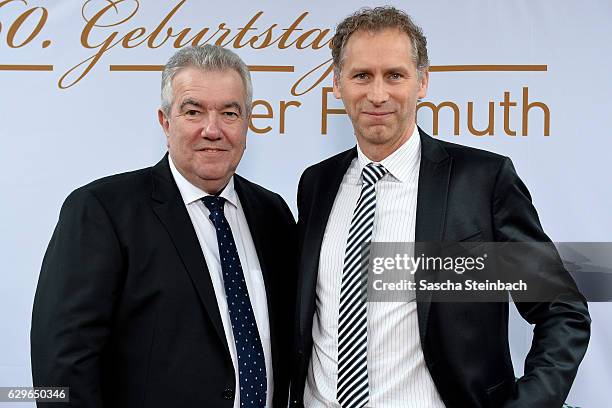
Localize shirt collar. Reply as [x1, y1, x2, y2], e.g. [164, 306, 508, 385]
[356, 124, 421, 183]
[168, 155, 238, 208]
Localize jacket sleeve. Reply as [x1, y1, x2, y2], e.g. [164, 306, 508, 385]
[492, 157, 591, 408]
[31, 188, 124, 408]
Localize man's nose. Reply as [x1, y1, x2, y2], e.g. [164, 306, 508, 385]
[367, 77, 389, 105]
[202, 111, 222, 140]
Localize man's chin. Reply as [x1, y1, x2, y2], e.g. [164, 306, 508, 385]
[192, 173, 232, 194]
[196, 170, 229, 182]
[359, 128, 394, 145]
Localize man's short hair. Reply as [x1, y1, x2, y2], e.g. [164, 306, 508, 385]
[331, 6, 430, 80]
[161, 45, 253, 116]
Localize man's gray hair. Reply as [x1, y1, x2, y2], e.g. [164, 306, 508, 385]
[160, 45, 253, 116]
[331, 6, 429, 81]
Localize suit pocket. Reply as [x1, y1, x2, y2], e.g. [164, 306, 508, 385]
[444, 221, 484, 243]
[440, 230, 484, 259]
[486, 377, 516, 407]
[458, 230, 484, 242]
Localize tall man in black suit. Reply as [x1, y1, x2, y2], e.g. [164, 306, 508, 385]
[31, 45, 295, 407]
[291, 7, 590, 408]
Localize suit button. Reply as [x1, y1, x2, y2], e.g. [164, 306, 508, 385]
[222, 389, 234, 400]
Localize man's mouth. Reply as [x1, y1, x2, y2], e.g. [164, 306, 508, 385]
[200, 148, 227, 152]
[362, 111, 393, 117]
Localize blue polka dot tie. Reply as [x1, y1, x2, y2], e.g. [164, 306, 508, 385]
[202, 196, 267, 408]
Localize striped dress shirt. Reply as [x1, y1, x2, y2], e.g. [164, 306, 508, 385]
[304, 125, 446, 407]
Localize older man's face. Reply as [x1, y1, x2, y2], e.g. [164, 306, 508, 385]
[158, 67, 248, 194]
[334, 28, 428, 160]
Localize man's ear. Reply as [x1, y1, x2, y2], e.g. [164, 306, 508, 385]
[158, 109, 170, 139]
[418, 69, 429, 99]
[333, 71, 342, 99]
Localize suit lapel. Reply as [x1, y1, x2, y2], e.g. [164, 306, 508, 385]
[415, 128, 452, 347]
[234, 175, 287, 385]
[233, 176, 275, 328]
[150, 155, 229, 354]
[299, 148, 356, 341]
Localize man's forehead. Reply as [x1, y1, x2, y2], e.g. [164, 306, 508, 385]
[172, 68, 244, 94]
[345, 28, 413, 53]
[343, 28, 415, 67]
[171, 68, 245, 109]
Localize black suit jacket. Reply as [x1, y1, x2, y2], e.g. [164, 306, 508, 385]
[31, 155, 296, 408]
[291, 129, 590, 408]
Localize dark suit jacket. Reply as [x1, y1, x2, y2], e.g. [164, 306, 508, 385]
[31, 155, 296, 408]
[291, 129, 590, 408]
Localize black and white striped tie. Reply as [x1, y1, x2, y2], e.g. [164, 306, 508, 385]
[337, 162, 388, 408]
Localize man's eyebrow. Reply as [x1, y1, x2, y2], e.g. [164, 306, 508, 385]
[222, 101, 243, 116]
[348, 66, 410, 73]
[179, 99, 202, 111]
[349, 67, 372, 73]
[385, 66, 409, 72]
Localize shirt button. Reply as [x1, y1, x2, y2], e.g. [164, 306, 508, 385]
[222, 388, 234, 400]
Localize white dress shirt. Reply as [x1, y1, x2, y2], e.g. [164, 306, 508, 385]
[304, 126, 446, 407]
[169, 158, 273, 408]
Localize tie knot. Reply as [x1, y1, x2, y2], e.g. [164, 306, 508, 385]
[362, 162, 388, 186]
[201, 195, 226, 214]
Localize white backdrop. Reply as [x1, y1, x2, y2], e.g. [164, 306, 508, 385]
[1, 1, 611, 406]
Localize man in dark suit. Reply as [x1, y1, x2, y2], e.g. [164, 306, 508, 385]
[31, 45, 295, 407]
[291, 7, 590, 408]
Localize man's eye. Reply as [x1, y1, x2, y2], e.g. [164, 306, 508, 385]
[223, 111, 239, 119]
[354, 73, 368, 80]
[185, 110, 200, 116]
[389, 73, 402, 80]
